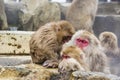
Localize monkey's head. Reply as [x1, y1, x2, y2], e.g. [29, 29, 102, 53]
[61, 46, 84, 60]
[70, 30, 101, 52]
[99, 31, 119, 52]
[55, 20, 75, 44]
[59, 46, 85, 72]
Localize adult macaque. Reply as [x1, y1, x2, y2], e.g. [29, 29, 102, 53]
[30, 20, 75, 68]
[65, 30, 110, 73]
[99, 31, 119, 56]
[66, 0, 98, 32]
[99, 31, 120, 76]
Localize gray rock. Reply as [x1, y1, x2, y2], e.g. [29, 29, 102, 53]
[93, 15, 120, 47]
[0, 64, 119, 80]
[18, 0, 61, 31]
[0, 56, 31, 66]
[72, 71, 120, 80]
[5, 2, 24, 30]
[97, 2, 120, 15]
[0, 0, 8, 30]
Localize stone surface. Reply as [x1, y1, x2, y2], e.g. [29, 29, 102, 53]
[5, 2, 24, 30]
[97, 2, 120, 15]
[71, 71, 120, 80]
[0, 64, 119, 80]
[0, 64, 59, 80]
[0, 31, 34, 54]
[0, 56, 31, 66]
[0, 0, 8, 30]
[18, 0, 61, 31]
[93, 15, 120, 47]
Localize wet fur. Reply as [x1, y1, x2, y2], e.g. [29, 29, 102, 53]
[65, 30, 110, 73]
[59, 46, 89, 73]
[99, 31, 120, 76]
[30, 21, 75, 67]
[66, 0, 98, 32]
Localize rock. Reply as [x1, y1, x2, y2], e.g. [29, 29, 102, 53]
[66, 0, 73, 3]
[0, 0, 8, 30]
[71, 71, 120, 80]
[59, 3, 70, 20]
[0, 64, 119, 80]
[0, 31, 34, 55]
[97, 2, 120, 15]
[0, 56, 31, 66]
[18, 0, 61, 31]
[5, 2, 24, 30]
[0, 64, 59, 80]
[93, 15, 120, 47]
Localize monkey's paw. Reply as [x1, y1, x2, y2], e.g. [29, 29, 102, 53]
[43, 60, 58, 68]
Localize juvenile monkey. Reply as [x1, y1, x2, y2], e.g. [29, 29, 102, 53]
[66, 0, 98, 32]
[65, 30, 110, 73]
[58, 46, 89, 73]
[58, 45, 89, 80]
[99, 31, 119, 56]
[30, 20, 75, 68]
[99, 31, 120, 76]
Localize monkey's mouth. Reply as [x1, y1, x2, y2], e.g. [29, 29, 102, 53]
[62, 36, 71, 44]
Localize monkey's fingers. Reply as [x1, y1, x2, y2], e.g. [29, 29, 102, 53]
[43, 60, 58, 68]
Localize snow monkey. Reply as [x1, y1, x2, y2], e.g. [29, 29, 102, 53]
[64, 30, 110, 73]
[66, 0, 98, 33]
[99, 31, 120, 76]
[99, 31, 119, 56]
[58, 46, 89, 73]
[30, 20, 75, 68]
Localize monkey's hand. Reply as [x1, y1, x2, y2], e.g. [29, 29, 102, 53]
[58, 58, 85, 73]
[43, 60, 58, 68]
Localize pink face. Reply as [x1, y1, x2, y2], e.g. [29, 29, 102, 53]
[75, 38, 89, 49]
[61, 54, 70, 59]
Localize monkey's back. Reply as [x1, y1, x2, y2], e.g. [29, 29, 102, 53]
[29, 26, 59, 63]
[66, 0, 98, 32]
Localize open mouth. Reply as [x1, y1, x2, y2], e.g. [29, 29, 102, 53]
[62, 36, 71, 44]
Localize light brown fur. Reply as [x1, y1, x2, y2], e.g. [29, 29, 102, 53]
[66, 0, 98, 32]
[99, 31, 119, 55]
[30, 20, 75, 68]
[58, 46, 89, 73]
[99, 31, 120, 76]
[65, 30, 110, 73]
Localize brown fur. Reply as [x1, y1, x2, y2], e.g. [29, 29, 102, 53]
[58, 46, 89, 73]
[99, 31, 119, 56]
[66, 0, 98, 32]
[99, 32, 120, 76]
[66, 30, 110, 73]
[30, 20, 75, 68]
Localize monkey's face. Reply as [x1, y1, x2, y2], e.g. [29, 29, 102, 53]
[58, 46, 85, 72]
[75, 37, 89, 49]
[99, 32, 118, 50]
[71, 30, 100, 51]
[56, 21, 75, 44]
[61, 46, 83, 60]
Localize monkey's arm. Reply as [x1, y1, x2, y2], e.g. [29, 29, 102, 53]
[89, 52, 110, 73]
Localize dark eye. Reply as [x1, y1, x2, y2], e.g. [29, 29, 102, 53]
[62, 55, 70, 59]
[76, 39, 81, 42]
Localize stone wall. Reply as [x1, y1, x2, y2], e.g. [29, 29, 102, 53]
[0, 0, 8, 30]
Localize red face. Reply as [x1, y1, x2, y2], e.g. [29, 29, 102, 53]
[61, 54, 70, 59]
[75, 38, 89, 49]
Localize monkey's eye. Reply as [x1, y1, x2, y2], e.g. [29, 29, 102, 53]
[62, 55, 70, 59]
[76, 38, 88, 44]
